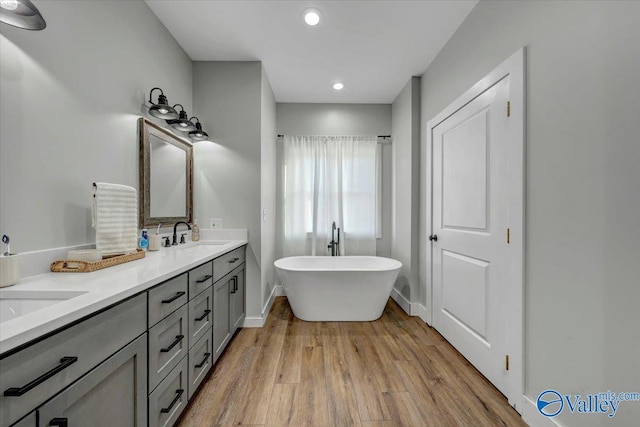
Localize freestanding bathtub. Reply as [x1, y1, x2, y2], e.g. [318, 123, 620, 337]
[274, 256, 402, 321]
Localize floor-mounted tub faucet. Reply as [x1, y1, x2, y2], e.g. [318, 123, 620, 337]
[328, 221, 340, 256]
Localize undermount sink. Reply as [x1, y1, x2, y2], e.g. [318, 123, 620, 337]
[175, 241, 230, 250]
[0, 289, 88, 323]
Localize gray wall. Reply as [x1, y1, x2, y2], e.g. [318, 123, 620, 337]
[260, 68, 277, 309]
[418, 1, 640, 425]
[391, 77, 420, 302]
[0, 0, 193, 252]
[193, 61, 263, 321]
[275, 103, 393, 260]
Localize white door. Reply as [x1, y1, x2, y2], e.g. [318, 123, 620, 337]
[431, 76, 510, 395]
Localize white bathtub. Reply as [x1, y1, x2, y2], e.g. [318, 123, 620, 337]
[274, 256, 402, 321]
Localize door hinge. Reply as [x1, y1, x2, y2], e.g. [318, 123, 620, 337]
[506, 228, 511, 244]
[505, 355, 510, 371]
[507, 101, 511, 117]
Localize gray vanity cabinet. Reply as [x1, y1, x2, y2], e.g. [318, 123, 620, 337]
[212, 277, 231, 362]
[37, 334, 147, 427]
[148, 356, 188, 427]
[230, 266, 245, 332]
[0, 295, 146, 427]
[212, 259, 246, 363]
[148, 305, 189, 392]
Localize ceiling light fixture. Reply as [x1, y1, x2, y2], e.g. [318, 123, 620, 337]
[333, 82, 344, 91]
[0, 0, 46, 30]
[147, 87, 179, 120]
[303, 8, 322, 27]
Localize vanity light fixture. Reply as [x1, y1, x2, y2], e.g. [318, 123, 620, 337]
[303, 8, 322, 27]
[0, 0, 46, 30]
[167, 104, 197, 132]
[188, 117, 209, 141]
[333, 82, 344, 90]
[147, 87, 179, 120]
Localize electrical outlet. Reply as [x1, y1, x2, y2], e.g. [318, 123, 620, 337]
[209, 218, 223, 229]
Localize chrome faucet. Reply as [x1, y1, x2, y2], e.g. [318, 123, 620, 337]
[172, 221, 191, 245]
[328, 221, 340, 256]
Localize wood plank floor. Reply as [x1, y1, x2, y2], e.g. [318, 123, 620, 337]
[178, 297, 525, 427]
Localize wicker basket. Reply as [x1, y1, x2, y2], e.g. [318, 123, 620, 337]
[51, 249, 146, 273]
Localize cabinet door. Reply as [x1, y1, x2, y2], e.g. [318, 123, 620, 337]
[37, 334, 148, 427]
[148, 305, 189, 392]
[148, 356, 188, 427]
[9, 413, 35, 427]
[212, 278, 231, 362]
[187, 286, 212, 349]
[230, 267, 245, 333]
[187, 329, 213, 400]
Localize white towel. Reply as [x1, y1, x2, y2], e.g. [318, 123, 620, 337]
[92, 182, 138, 256]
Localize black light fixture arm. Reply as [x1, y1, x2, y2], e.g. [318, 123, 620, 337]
[172, 104, 185, 112]
[148, 87, 164, 104]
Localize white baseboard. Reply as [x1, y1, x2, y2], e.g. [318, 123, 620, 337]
[242, 284, 284, 328]
[521, 396, 562, 427]
[390, 287, 412, 314]
[413, 303, 430, 324]
[390, 288, 430, 324]
[242, 316, 265, 328]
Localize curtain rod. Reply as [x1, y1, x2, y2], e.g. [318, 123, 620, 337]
[276, 134, 392, 144]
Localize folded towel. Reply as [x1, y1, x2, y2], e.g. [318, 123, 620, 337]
[92, 182, 138, 256]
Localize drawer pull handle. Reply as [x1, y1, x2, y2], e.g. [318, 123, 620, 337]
[4, 356, 78, 397]
[196, 309, 211, 321]
[196, 274, 212, 283]
[161, 389, 184, 414]
[49, 418, 68, 427]
[228, 257, 240, 264]
[195, 352, 211, 368]
[161, 291, 185, 304]
[160, 335, 184, 352]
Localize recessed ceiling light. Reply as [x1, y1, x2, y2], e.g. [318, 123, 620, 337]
[333, 82, 344, 91]
[303, 8, 322, 26]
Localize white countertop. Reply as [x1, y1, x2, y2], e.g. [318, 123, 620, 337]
[0, 239, 247, 355]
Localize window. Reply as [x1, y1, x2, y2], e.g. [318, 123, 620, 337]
[282, 135, 379, 256]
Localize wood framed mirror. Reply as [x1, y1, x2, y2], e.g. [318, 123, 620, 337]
[139, 117, 193, 228]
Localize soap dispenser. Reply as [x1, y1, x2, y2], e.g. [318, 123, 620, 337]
[191, 219, 200, 242]
[139, 229, 149, 251]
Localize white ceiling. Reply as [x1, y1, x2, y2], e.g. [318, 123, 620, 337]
[145, 0, 478, 104]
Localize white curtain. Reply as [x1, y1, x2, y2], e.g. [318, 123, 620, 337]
[283, 135, 378, 256]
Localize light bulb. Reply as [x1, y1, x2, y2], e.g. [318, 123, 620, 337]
[0, 0, 19, 11]
[333, 83, 344, 90]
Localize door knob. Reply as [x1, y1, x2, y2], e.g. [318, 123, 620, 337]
[429, 234, 438, 242]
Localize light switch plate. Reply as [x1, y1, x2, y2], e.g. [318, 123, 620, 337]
[209, 218, 223, 229]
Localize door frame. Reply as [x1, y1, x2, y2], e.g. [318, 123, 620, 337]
[424, 47, 525, 411]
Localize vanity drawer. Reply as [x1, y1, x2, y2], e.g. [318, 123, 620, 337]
[187, 330, 213, 400]
[0, 294, 146, 427]
[213, 246, 246, 283]
[148, 355, 188, 427]
[188, 287, 212, 349]
[188, 261, 213, 298]
[148, 273, 188, 327]
[148, 304, 189, 392]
